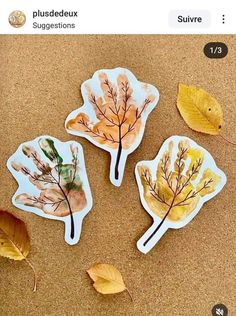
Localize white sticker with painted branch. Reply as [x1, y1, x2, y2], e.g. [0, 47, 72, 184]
[135, 136, 227, 254]
[65, 67, 159, 186]
[7, 136, 93, 245]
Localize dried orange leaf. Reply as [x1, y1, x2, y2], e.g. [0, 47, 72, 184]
[0, 210, 37, 291]
[177, 83, 223, 135]
[87, 263, 131, 299]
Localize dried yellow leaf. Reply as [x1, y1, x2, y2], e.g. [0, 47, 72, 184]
[87, 263, 132, 299]
[0, 210, 30, 260]
[177, 83, 223, 135]
[0, 210, 37, 291]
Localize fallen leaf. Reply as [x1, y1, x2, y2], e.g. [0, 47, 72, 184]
[177, 83, 223, 135]
[0, 210, 37, 291]
[87, 263, 132, 300]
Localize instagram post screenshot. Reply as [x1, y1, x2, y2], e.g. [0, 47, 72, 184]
[0, 1, 235, 315]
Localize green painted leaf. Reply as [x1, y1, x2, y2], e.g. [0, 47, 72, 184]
[60, 165, 83, 192]
[39, 138, 63, 164]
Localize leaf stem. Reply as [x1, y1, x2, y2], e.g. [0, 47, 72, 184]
[114, 125, 122, 180]
[24, 257, 37, 292]
[125, 287, 133, 302]
[143, 202, 174, 247]
[57, 182, 75, 239]
[219, 134, 236, 145]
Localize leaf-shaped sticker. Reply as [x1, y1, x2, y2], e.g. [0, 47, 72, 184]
[65, 68, 159, 186]
[0, 210, 37, 291]
[135, 136, 227, 254]
[177, 83, 223, 135]
[87, 263, 132, 299]
[7, 136, 93, 245]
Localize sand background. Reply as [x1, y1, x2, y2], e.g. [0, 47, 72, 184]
[0, 35, 235, 316]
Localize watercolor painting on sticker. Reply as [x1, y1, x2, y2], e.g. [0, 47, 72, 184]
[135, 135, 227, 254]
[65, 67, 159, 186]
[7, 136, 93, 245]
